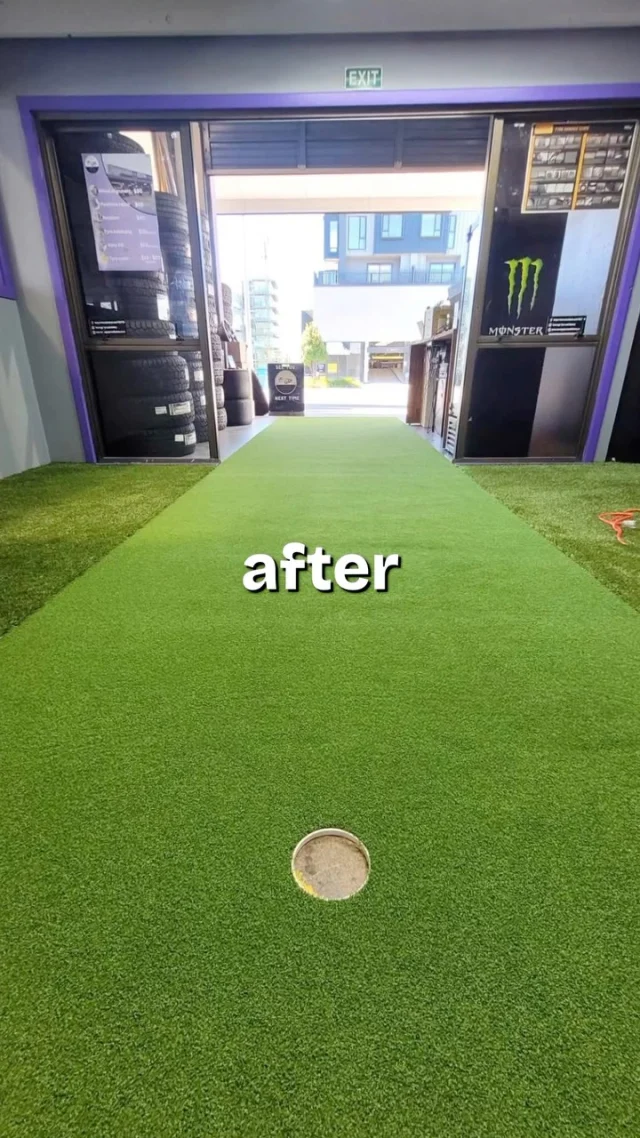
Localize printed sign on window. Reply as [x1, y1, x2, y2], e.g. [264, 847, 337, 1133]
[82, 152, 164, 272]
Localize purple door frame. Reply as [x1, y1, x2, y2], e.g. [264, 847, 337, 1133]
[18, 83, 640, 463]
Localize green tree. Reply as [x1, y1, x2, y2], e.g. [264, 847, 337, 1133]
[301, 321, 328, 374]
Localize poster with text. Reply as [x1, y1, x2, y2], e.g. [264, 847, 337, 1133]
[82, 152, 163, 271]
[268, 363, 305, 415]
[523, 122, 634, 214]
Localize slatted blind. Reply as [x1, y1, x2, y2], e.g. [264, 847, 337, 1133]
[205, 117, 490, 173]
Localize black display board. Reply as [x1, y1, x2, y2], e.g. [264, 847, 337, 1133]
[482, 212, 567, 336]
[268, 363, 305, 415]
[464, 348, 546, 458]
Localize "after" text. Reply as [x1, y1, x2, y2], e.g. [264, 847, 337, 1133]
[243, 543, 401, 593]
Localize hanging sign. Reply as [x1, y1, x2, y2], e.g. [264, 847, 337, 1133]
[523, 122, 634, 214]
[82, 152, 164, 272]
[268, 363, 305, 415]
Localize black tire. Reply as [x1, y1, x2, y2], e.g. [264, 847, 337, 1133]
[252, 371, 270, 416]
[181, 352, 203, 387]
[162, 251, 192, 273]
[56, 132, 144, 182]
[90, 295, 169, 322]
[123, 319, 176, 340]
[213, 359, 224, 386]
[109, 424, 197, 458]
[155, 192, 188, 233]
[224, 368, 252, 400]
[95, 353, 189, 395]
[85, 272, 168, 296]
[167, 269, 195, 297]
[215, 385, 225, 409]
[191, 390, 207, 416]
[104, 390, 194, 433]
[217, 406, 228, 431]
[210, 333, 223, 362]
[221, 283, 233, 324]
[169, 299, 197, 323]
[160, 232, 190, 255]
[225, 396, 254, 427]
[194, 412, 209, 444]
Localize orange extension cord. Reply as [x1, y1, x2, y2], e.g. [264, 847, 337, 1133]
[598, 508, 640, 545]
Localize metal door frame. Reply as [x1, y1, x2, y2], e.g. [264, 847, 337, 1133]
[19, 85, 640, 463]
[38, 118, 220, 462]
[454, 114, 640, 462]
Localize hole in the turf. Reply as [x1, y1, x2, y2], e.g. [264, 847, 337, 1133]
[292, 829, 370, 901]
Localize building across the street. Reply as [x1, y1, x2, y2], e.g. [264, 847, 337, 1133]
[313, 210, 478, 381]
[249, 278, 280, 370]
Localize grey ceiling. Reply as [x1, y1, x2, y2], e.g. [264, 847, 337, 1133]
[1, 0, 639, 37]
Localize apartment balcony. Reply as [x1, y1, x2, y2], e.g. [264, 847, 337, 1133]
[314, 265, 462, 288]
[250, 300, 279, 315]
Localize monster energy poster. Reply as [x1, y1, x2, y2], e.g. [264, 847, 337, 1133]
[481, 213, 565, 337]
[523, 122, 634, 213]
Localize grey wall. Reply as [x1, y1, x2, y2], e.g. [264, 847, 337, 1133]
[1, 31, 640, 464]
[0, 298, 49, 477]
[1, 0, 638, 38]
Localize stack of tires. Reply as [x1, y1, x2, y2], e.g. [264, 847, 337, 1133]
[156, 196, 226, 441]
[156, 192, 199, 339]
[221, 282, 233, 328]
[95, 352, 196, 458]
[224, 368, 254, 427]
[181, 349, 226, 441]
[55, 131, 174, 336]
[55, 132, 197, 458]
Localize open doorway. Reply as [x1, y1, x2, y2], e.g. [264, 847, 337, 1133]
[208, 116, 489, 420]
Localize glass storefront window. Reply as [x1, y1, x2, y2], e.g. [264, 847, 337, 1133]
[53, 127, 203, 342]
[482, 119, 636, 340]
[90, 348, 217, 459]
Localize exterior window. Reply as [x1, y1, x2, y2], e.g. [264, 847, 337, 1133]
[447, 215, 457, 250]
[427, 262, 455, 285]
[381, 214, 403, 239]
[368, 263, 393, 283]
[328, 219, 339, 254]
[347, 215, 367, 251]
[421, 213, 443, 238]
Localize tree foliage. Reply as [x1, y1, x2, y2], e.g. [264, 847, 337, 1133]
[301, 321, 328, 367]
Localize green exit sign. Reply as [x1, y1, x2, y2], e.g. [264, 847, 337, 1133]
[345, 67, 383, 90]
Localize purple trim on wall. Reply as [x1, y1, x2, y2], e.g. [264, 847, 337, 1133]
[0, 209, 17, 300]
[19, 102, 97, 462]
[17, 82, 640, 465]
[583, 195, 640, 461]
[16, 84, 640, 114]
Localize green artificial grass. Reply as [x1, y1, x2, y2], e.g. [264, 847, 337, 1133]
[0, 419, 638, 1138]
[466, 460, 640, 614]
[0, 462, 209, 636]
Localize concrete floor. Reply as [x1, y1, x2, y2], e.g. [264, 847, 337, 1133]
[218, 417, 273, 460]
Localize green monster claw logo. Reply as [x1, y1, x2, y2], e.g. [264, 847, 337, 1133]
[505, 257, 544, 318]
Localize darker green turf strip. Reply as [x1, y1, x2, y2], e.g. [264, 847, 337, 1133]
[466, 461, 640, 614]
[0, 462, 209, 636]
[0, 420, 638, 1137]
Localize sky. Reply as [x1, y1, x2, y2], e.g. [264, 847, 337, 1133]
[216, 214, 330, 358]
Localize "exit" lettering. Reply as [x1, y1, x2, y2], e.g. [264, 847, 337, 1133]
[345, 68, 383, 91]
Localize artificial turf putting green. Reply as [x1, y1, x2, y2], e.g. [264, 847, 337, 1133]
[466, 460, 640, 614]
[0, 462, 209, 636]
[1, 418, 638, 1137]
